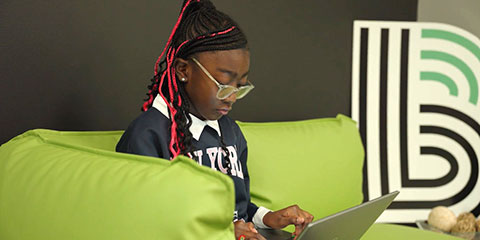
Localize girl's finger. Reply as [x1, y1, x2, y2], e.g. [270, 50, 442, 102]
[295, 224, 303, 236]
[298, 209, 313, 224]
[246, 222, 258, 233]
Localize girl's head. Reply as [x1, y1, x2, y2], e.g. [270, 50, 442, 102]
[143, 0, 251, 159]
[176, 48, 250, 120]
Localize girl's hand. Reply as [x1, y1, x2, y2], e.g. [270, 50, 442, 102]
[234, 220, 266, 240]
[262, 205, 314, 240]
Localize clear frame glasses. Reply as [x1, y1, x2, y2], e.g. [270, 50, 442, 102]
[191, 57, 254, 100]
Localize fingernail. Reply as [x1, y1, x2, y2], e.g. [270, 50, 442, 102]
[252, 228, 258, 233]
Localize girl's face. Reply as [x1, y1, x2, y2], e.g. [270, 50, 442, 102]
[176, 49, 250, 121]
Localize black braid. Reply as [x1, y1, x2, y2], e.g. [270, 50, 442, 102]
[141, 0, 247, 174]
[173, 83, 194, 155]
[219, 133, 232, 175]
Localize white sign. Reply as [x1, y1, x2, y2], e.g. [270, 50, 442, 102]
[351, 20, 480, 223]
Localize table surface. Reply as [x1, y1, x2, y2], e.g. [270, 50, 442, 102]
[416, 220, 480, 240]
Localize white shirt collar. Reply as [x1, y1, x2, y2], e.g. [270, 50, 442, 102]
[152, 94, 221, 141]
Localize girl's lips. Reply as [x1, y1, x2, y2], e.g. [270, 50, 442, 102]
[217, 108, 230, 115]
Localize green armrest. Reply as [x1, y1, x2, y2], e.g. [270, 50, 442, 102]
[0, 129, 235, 240]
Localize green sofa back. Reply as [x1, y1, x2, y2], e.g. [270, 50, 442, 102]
[238, 114, 365, 231]
[0, 130, 235, 240]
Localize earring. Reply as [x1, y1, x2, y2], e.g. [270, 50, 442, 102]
[180, 77, 187, 82]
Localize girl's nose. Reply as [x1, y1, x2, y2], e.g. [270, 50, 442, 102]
[223, 92, 237, 104]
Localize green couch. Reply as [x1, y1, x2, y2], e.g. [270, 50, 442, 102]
[0, 115, 459, 239]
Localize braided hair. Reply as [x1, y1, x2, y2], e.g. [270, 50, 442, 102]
[142, 0, 248, 174]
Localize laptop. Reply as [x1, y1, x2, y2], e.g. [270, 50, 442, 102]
[257, 191, 399, 240]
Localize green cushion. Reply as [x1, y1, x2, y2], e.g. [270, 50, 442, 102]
[0, 129, 235, 240]
[238, 114, 364, 232]
[362, 224, 462, 240]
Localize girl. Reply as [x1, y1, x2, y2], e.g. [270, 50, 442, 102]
[116, 1, 313, 239]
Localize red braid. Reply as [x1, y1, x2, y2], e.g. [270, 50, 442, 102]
[143, 0, 239, 159]
[143, 0, 200, 112]
[153, 0, 200, 76]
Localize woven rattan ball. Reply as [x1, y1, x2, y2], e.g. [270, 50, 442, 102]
[457, 212, 476, 223]
[451, 219, 476, 233]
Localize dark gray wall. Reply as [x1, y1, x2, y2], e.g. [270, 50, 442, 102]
[0, 0, 417, 144]
[418, 0, 480, 38]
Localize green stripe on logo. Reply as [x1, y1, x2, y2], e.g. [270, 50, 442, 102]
[422, 29, 480, 62]
[421, 50, 478, 105]
[420, 72, 458, 96]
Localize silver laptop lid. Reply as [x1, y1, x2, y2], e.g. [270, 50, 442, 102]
[296, 191, 399, 240]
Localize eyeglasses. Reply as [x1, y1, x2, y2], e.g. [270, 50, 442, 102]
[191, 57, 254, 100]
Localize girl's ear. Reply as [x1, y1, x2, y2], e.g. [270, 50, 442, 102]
[174, 58, 190, 82]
